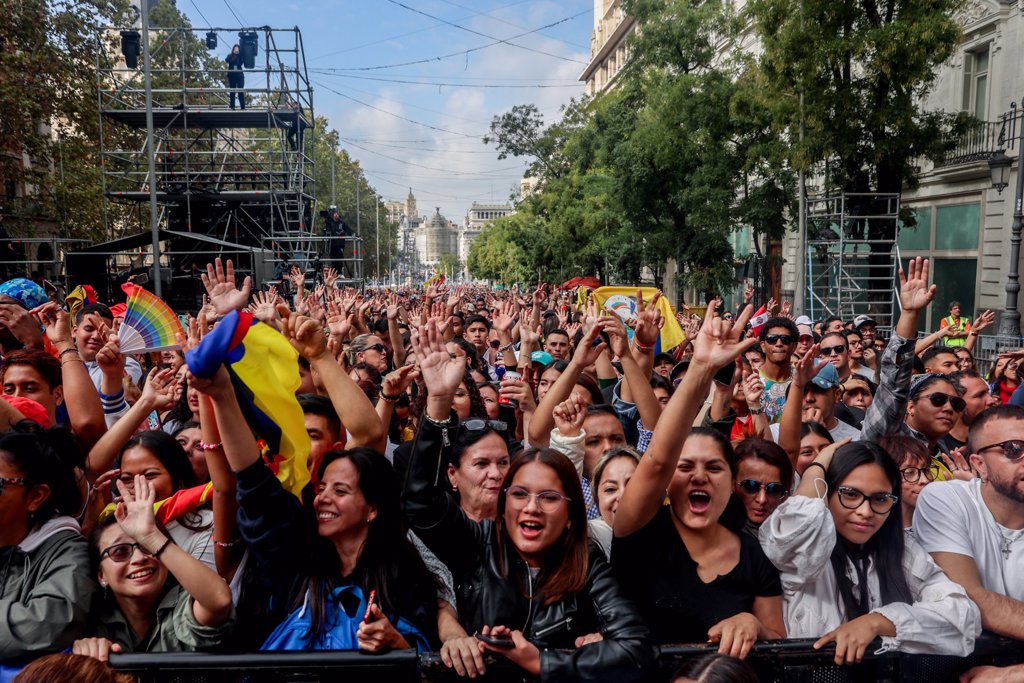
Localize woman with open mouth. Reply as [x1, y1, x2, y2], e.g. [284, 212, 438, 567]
[72, 474, 234, 662]
[612, 301, 786, 659]
[759, 440, 980, 665]
[402, 319, 657, 683]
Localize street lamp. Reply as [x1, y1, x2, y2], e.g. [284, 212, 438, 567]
[990, 99, 1024, 337]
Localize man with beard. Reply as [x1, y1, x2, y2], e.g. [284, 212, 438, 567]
[915, 405, 1024, 642]
[941, 370, 999, 452]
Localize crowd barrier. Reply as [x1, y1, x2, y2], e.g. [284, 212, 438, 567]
[107, 635, 1024, 682]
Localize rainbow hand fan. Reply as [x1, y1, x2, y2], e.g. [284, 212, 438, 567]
[117, 285, 184, 353]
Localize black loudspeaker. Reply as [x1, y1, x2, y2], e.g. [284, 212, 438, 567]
[206, 32, 218, 50]
[239, 32, 258, 69]
[120, 31, 141, 69]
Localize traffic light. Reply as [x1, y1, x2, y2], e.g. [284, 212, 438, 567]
[206, 32, 218, 50]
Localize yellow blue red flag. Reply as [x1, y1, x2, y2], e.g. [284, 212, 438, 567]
[592, 286, 687, 352]
[185, 310, 310, 498]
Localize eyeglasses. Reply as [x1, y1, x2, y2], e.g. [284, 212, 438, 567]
[922, 392, 966, 412]
[505, 486, 570, 512]
[975, 439, 1024, 463]
[764, 334, 796, 345]
[835, 485, 898, 514]
[820, 344, 847, 356]
[364, 343, 387, 354]
[100, 542, 155, 563]
[900, 466, 935, 483]
[0, 476, 27, 496]
[737, 479, 788, 499]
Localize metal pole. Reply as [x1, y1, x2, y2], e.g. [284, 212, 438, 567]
[141, 0, 162, 296]
[999, 98, 1024, 338]
[375, 195, 380, 282]
[793, 0, 806, 316]
[330, 145, 336, 205]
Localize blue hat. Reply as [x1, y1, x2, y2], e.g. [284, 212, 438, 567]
[0, 278, 48, 310]
[810, 363, 842, 390]
[530, 350, 553, 366]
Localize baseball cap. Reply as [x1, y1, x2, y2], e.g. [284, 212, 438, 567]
[0, 395, 50, 428]
[530, 350, 553, 366]
[853, 314, 876, 329]
[654, 352, 675, 367]
[797, 324, 814, 341]
[809, 363, 841, 390]
[794, 315, 813, 327]
[671, 360, 691, 380]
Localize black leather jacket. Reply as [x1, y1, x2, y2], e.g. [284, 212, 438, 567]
[401, 414, 656, 683]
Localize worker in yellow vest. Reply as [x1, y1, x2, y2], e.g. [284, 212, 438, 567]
[939, 301, 971, 347]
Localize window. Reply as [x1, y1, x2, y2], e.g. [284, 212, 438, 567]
[897, 207, 931, 251]
[963, 46, 990, 120]
[935, 203, 980, 250]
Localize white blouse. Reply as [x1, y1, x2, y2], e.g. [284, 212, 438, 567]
[759, 496, 980, 655]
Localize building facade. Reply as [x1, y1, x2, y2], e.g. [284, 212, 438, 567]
[579, 0, 636, 96]
[460, 202, 514, 278]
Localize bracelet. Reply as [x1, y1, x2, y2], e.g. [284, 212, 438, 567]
[498, 341, 515, 352]
[61, 358, 85, 367]
[634, 343, 655, 353]
[151, 537, 174, 558]
[804, 461, 827, 476]
[214, 539, 242, 548]
[59, 348, 80, 359]
[380, 392, 400, 402]
[198, 441, 223, 451]
[747, 406, 763, 415]
[422, 412, 453, 427]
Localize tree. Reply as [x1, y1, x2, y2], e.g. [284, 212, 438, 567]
[437, 252, 462, 280]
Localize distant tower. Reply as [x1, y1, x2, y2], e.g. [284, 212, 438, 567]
[406, 188, 417, 221]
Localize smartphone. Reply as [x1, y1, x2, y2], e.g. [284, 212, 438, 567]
[712, 362, 736, 387]
[363, 589, 378, 624]
[146, 410, 161, 431]
[474, 631, 515, 649]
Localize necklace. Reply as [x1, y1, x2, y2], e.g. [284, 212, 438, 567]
[998, 526, 1024, 560]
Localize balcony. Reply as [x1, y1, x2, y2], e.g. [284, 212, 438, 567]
[939, 104, 1021, 168]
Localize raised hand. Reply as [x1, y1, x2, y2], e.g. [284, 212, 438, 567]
[633, 290, 665, 348]
[492, 300, 517, 334]
[381, 364, 419, 399]
[94, 331, 126, 376]
[326, 300, 354, 340]
[571, 318, 612, 368]
[689, 300, 759, 372]
[114, 473, 160, 545]
[411, 318, 466, 400]
[972, 309, 996, 334]
[553, 393, 587, 437]
[743, 282, 755, 305]
[604, 314, 632, 359]
[741, 369, 764, 410]
[250, 289, 282, 327]
[322, 266, 338, 290]
[31, 302, 72, 347]
[281, 308, 329, 360]
[201, 258, 252, 315]
[288, 265, 305, 291]
[899, 256, 936, 312]
[140, 367, 177, 411]
[0, 303, 44, 349]
[792, 344, 826, 389]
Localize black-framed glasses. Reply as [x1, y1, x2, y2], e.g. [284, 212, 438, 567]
[100, 542, 154, 563]
[975, 439, 1024, 463]
[0, 476, 28, 496]
[764, 334, 796, 345]
[820, 344, 847, 356]
[900, 466, 935, 483]
[835, 485, 898, 514]
[737, 479, 787, 499]
[922, 393, 966, 412]
[505, 486, 569, 512]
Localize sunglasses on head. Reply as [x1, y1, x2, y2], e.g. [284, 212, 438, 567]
[460, 419, 509, 439]
[921, 392, 966, 412]
[737, 479, 787, 499]
[764, 334, 796, 345]
[820, 344, 847, 356]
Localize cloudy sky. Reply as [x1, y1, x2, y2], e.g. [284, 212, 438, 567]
[178, 0, 591, 221]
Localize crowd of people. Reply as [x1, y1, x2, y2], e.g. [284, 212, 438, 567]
[0, 256, 1022, 683]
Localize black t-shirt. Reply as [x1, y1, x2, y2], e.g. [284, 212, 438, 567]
[611, 505, 781, 644]
[939, 432, 967, 454]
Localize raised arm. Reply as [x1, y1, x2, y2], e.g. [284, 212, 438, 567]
[861, 257, 935, 442]
[606, 315, 662, 430]
[527, 320, 610, 448]
[614, 301, 758, 537]
[282, 308, 386, 452]
[777, 345, 823, 467]
[965, 310, 995, 353]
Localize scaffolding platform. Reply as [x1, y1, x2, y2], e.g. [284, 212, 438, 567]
[804, 192, 901, 329]
[102, 107, 310, 130]
[79, 24, 362, 306]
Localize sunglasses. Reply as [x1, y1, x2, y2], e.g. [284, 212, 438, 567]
[365, 343, 387, 353]
[764, 334, 796, 345]
[835, 485, 898, 514]
[100, 541, 155, 563]
[921, 392, 966, 412]
[737, 479, 787, 499]
[463, 418, 508, 434]
[820, 344, 847, 356]
[975, 439, 1024, 463]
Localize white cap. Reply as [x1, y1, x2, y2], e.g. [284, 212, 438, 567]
[794, 315, 813, 327]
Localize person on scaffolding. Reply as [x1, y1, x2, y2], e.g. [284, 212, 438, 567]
[225, 45, 245, 110]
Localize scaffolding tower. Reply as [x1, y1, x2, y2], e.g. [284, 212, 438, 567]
[804, 193, 901, 329]
[84, 24, 362, 308]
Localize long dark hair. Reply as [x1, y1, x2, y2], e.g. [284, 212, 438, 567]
[495, 448, 588, 607]
[301, 447, 438, 640]
[114, 431, 208, 532]
[0, 423, 83, 524]
[823, 442, 912, 618]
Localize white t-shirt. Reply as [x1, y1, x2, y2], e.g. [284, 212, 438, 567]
[770, 418, 860, 444]
[913, 478, 1024, 602]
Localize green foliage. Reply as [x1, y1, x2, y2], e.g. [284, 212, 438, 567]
[437, 252, 463, 279]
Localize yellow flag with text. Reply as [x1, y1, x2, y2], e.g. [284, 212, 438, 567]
[592, 287, 686, 352]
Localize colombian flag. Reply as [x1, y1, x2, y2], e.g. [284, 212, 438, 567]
[592, 286, 687, 352]
[186, 311, 311, 499]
